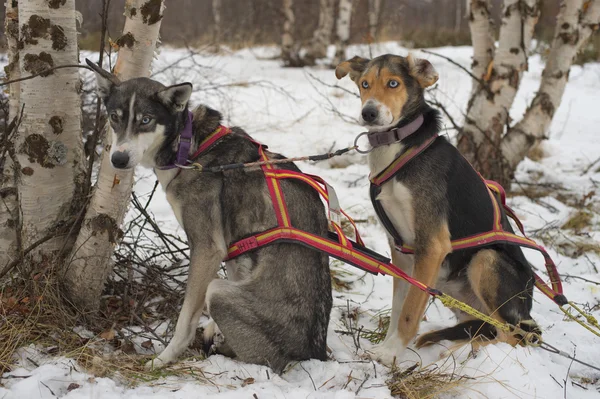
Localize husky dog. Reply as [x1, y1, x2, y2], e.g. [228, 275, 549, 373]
[87, 60, 332, 374]
[336, 54, 540, 365]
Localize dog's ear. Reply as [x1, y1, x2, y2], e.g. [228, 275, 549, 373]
[407, 54, 438, 88]
[335, 56, 370, 82]
[85, 58, 120, 100]
[156, 83, 193, 113]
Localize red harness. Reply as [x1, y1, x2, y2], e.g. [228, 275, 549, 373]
[187, 127, 567, 307]
[369, 133, 566, 306]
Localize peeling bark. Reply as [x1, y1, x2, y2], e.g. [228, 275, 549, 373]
[305, 0, 335, 65]
[467, 0, 494, 96]
[502, 0, 600, 171]
[332, 0, 353, 66]
[64, 0, 166, 311]
[459, 0, 541, 186]
[14, 0, 86, 263]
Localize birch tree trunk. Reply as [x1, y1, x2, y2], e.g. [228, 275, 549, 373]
[0, 0, 20, 271]
[501, 0, 600, 171]
[15, 0, 86, 262]
[459, 0, 599, 188]
[304, 0, 335, 65]
[281, 0, 302, 67]
[64, 0, 166, 311]
[458, 0, 540, 186]
[212, 0, 221, 51]
[467, 0, 495, 97]
[332, 0, 353, 66]
[367, 0, 382, 42]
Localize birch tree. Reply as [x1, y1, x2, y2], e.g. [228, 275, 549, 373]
[367, 0, 382, 42]
[0, 0, 20, 270]
[281, 0, 302, 66]
[14, 0, 86, 263]
[332, 0, 354, 66]
[212, 0, 221, 51]
[64, 0, 166, 311]
[304, 0, 336, 65]
[458, 0, 600, 187]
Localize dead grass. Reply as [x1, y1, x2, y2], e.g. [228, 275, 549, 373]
[387, 363, 467, 399]
[562, 210, 594, 231]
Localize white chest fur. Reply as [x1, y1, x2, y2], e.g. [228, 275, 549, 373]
[368, 142, 416, 246]
[154, 168, 185, 228]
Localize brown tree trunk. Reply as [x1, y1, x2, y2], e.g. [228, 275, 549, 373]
[64, 0, 166, 311]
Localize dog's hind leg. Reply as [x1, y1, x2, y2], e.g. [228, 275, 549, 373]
[371, 224, 452, 366]
[205, 279, 294, 374]
[146, 249, 224, 370]
[466, 249, 540, 346]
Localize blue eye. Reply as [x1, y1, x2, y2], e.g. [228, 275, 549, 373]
[141, 116, 152, 125]
[388, 80, 399, 88]
[110, 113, 118, 122]
[361, 81, 369, 89]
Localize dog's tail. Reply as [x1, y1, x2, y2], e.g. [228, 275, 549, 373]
[415, 320, 497, 348]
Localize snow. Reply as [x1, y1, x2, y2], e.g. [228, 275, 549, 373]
[2, 42, 600, 398]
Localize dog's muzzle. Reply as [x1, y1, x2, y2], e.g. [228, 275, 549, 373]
[361, 105, 379, 124]
[111, 151, 130, 169]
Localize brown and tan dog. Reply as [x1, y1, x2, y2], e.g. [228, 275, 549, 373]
[336, 54, 540, 365]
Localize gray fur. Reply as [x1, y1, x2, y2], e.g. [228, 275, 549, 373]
[87, 60, 332, 374]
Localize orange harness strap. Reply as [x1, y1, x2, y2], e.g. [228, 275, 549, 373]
[368, 135, 566, 306]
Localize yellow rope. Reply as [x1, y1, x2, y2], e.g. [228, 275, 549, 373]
[559, 302, 600, 338]
[437, 293, 542, 346]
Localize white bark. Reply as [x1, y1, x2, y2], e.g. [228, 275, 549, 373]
[64, 0, 166, 310]
[281, 0, 300, 66]
[305, 0, 336, 63]
[15, 0, 86, 259]
[459, 0, 540, 182]
[0, 0, 20, 270]
[467, 0, 494, 96]
[212, 0, 221, 50]
[502, 0, 600, 170]
[367, 0, 381, 41]
[332, 0, 354, 66]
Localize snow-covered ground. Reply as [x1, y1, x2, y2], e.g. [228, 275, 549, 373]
[2, 42, 600, 398]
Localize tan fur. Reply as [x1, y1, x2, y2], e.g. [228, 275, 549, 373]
[407, 54, 439, 88]
[467, 250, 520, 346]
[359, 67, 408, 123]
[398, 224, 452, 345]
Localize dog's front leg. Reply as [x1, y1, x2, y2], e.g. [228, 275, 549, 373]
[371, 225, 451, 366]
[146, 247, 225, 370]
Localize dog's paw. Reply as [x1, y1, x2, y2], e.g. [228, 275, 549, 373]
[202, 319, 225, 354]
[144, 356, 169, 371]
[367, 335, 409, 366]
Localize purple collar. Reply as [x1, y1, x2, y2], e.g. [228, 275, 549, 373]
[367, 114, 424, 148]
[156, 111, 194, 170]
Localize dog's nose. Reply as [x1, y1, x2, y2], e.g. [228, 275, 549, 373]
[111, 151, 130, 169]
[361, 106, 378, 123]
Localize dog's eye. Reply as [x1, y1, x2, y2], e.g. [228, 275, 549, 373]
[110, 113, 119, 122]
[141, 116, 152, 125]
[388, 80, 399, 88]
[361, 81, 369, 89]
